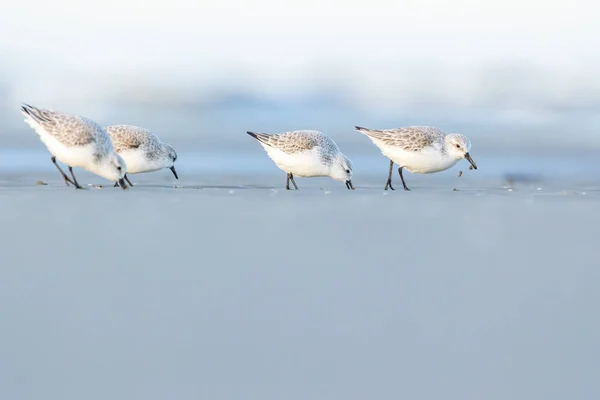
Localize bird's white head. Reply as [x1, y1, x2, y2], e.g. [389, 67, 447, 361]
[98, 152, 128, 188]
[330, 153, 355, 190]
[162, 143, 179, 179]
[163, 144, 177, 167]
[445, 134, 477, 170]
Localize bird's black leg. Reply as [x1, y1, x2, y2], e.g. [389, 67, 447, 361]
[124, 174, 134, 186]
[68, 166, 83, 189]
[51, 156, 75, 186]
[398, 167, 411, 191]
[385, 160, 395, 190]
[288, 173, 299, 190]
[115, 175, 133, 188]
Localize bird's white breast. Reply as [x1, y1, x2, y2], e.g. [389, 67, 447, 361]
[27, 119, 98, 170]
[118, 148, 162, 174]
[375, 141, 459, 174]
[262, 144, 329, 177]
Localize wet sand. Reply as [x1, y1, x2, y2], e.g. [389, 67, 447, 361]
[1, 165, 599, 400]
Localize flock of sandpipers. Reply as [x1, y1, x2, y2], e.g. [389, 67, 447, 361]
[19, 103, 477, 191]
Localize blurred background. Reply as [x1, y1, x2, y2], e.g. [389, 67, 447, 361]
[0, 0, 598, 183]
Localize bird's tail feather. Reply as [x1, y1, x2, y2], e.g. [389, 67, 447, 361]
[20, 103, 53, 124]
[246, 131, 258, 140]
[355, 125, 383, 133]
[354, 125, 388, 140]
[246, 131, 271, 146]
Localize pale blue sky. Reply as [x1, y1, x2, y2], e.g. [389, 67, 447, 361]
[0, 0, 596, 115]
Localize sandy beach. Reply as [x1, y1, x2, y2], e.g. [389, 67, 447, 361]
[1, 153, 599, 400]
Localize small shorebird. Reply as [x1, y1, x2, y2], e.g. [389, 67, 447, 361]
[20, 103, 127, 189]
[247, 129, 355, 190]
[105, 125, 178, 187]
[355, 125, 477, 190]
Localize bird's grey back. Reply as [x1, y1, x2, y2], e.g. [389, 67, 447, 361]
[105, 125, 158, 153]
[249, 129, 339, 155]
[21, 103, 109, 148]
[356, 126, 446, 152]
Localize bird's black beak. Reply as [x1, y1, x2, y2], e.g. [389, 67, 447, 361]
[345, 180, 355, 190]
[170, 166, 179, 179]
[464, 153, 477, 170]
[118, 178, 128, 190]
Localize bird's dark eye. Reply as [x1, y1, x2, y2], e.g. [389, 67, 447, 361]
[117, 166, 122, 171]
[455, 144, 460, 148]
[345, 169, 350, 173]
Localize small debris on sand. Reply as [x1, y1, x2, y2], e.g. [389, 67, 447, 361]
[35, 181, 48, 186]
[458, 170, 463, 177]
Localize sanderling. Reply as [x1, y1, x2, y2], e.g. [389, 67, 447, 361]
[20, 103, 128, 189]
[247, 129, 355, 190]
[355, 125, 477, 190]
[105, 125, 178, 187]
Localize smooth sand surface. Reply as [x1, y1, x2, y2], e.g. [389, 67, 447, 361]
[1, 165, 599, 400]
